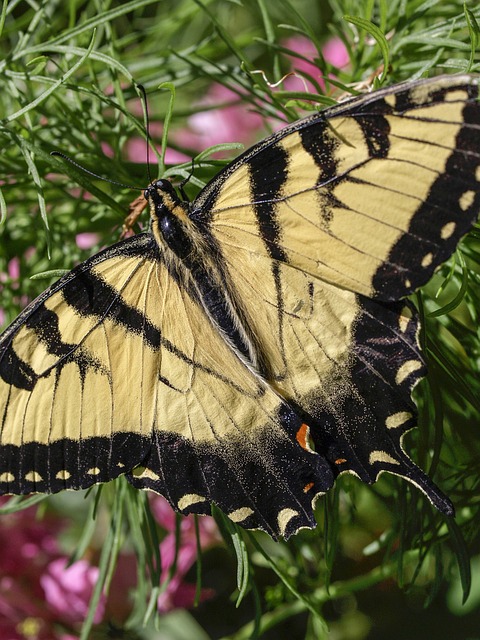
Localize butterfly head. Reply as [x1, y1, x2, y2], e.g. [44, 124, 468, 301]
[144, 179, 178, 205]
[144, 179, 185, 222]
[144, 179, 194, 258]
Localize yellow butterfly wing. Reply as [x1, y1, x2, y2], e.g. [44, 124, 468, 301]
[187, 75, 480, 512]
[0, 234, 332, 538]
[198, 75, 479, 298]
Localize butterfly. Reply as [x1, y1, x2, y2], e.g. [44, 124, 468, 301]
[0, 75, 479, 539]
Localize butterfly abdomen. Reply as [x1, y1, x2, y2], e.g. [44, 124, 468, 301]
[146, 179, 273, 377]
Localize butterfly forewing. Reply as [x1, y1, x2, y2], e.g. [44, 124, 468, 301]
[200, 75, 480, 299]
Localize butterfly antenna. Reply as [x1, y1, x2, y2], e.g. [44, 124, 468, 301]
[178, 158, 195, 201]
[50, 151, 143, 191]
[136, 83, 153, 185]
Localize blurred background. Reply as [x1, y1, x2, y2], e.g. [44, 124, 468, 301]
[0, 1, 479, 638]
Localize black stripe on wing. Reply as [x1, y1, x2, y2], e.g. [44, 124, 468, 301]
[0, 235, 160, 392]
[372, 95, 480, 299]
[127, 403, 335, 540]
[0, 432, 151, 494]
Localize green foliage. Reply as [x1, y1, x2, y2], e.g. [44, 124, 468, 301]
[0, 0, 479, 638]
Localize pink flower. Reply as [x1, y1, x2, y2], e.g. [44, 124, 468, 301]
[0, 508, 59, 579]
[323, 37, 350, 68]
[101, 141, 114, 159]
[0, 505, 67, 637]
[41, 558, 105, 625]
[7, 257, 20, 281]
[0, 614, 52, 640]
[0, 503, 106, 636]
[283, 36, 349, 93]
[0, 575, 47, 630]
[149, 496, 219, 612]
[174, 84, 264, 152]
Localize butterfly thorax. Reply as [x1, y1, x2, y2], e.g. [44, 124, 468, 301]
[145, 179, 223, 282]
[145, 180, 193, 258]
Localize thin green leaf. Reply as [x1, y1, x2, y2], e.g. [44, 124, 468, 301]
[0, 0, 7, 39]
[0, 186, 6, 224]
[446, 518, 471, 604]
[343, 15, 390, 82]
[30, 269, 69, 280]
[464, 4, 480, 71]
[158, 82, 177, 176]
[232, 531, 250, 607]
[429, 254, 469, 318]
[67, 502, 98, 565]
[6, 31, 97, 123]
[0, 494, 48, 514]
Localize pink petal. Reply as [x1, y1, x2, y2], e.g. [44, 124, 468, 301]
[75, 233, 100, 250]
[41, 558, 105, 624]
[323, 37, 349, 67]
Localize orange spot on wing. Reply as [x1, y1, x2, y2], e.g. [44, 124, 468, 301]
[303, 482, 315, 493]
[296, 423, 310, 450]
[335, 458, 347, 465]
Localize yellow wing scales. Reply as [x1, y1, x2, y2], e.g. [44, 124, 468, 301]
[192, 75, 480, 516]
[207, 80, 473, 299]
[1, 75, 479, 538]
[0, 235, 332, 538]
